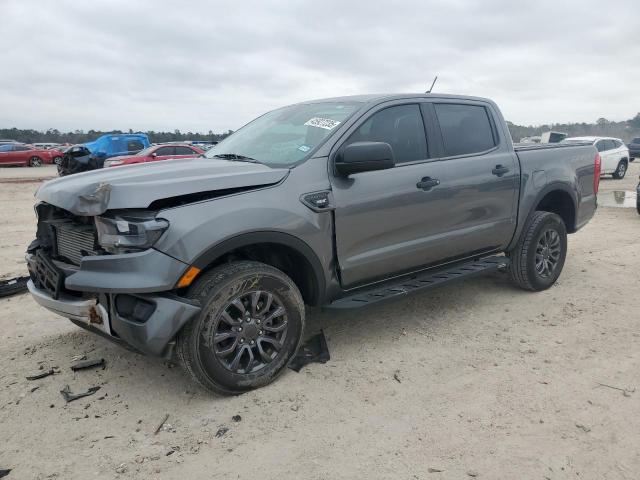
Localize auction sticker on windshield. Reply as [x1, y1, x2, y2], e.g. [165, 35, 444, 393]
[304, 117, 341, 130]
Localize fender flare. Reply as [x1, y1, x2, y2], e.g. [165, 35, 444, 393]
[191, 231, 326, 305]
[508, 182, 579, 251]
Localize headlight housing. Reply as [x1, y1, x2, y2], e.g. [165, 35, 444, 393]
[95, 213, 169, 254]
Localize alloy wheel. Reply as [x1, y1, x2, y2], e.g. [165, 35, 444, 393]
[535, 228, 561, 278]
[212, 290, 288, 374]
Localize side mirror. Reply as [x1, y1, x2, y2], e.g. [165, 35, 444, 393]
[335, 141, 395, 176]
[151, 153, 158, 158]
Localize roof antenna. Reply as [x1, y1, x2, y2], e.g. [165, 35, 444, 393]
[426, 76, 438, 94]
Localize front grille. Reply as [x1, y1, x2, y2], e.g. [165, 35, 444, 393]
[54, 222, 99, 265]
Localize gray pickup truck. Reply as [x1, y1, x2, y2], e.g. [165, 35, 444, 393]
[26, 94, 599, 394]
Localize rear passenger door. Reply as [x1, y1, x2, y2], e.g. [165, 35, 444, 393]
[425, 101, 519, 263]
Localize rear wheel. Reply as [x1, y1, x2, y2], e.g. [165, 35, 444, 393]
[177, 261, 305, 395]
[28, 156, 42, 167]
[509, 211, 567, 291]
[612, 160, 627, 179]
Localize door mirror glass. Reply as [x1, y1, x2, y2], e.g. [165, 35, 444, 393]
[335, 141, 395, 176]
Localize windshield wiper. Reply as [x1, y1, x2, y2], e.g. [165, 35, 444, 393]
[212, 153, 261, 163]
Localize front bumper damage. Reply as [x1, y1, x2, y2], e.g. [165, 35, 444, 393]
[26, 250, 201, 358]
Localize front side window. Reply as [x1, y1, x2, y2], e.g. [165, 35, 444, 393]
[344, 104, 428, 164]
[205, 101, 361, 167]
[434, 104, 496, 157]
[604, 140, 616, 151]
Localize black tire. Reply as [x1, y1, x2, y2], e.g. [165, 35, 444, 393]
[612, 160, 627, 179]
[176, 261, 305, 395]
[29, 156, 42, 167]
[53, 156, 62, 165]
[508, 211, 567, 291]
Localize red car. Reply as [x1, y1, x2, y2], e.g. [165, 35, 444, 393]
[0, 144, 62, 167]
[103, 144, 204, 167]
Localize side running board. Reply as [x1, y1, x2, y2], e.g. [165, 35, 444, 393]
[326, 255, 509, 310]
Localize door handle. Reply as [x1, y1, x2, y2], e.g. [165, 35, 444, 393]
[492, 165, 510, 177]
[416, 176, 440, 191]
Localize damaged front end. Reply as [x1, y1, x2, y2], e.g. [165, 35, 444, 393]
[26, 202, 200, 358]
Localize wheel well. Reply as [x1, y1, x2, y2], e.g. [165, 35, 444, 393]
[535, 190, 576, 233]
[199, 242, 321, 306]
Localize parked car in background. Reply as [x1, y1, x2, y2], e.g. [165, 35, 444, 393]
[32, 143, 61, 150]
[57, 133, 151, 176]
[562, 136, 629, 179]
[627, 137, 640, 161]
[0, 143, 62, 167]
[104, 144, 204, 167]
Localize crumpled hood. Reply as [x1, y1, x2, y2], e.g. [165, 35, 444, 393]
[36, 157, 289, 216]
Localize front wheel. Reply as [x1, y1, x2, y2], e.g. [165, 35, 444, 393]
[508, 211, 567, 291]
[176, 261, 305, 395]
[612, 160, 627, 179]
[28, 156, 42, 167]
[53, 156, 62, 165]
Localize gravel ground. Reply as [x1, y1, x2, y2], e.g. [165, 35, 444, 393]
[0, 162, 639, 479]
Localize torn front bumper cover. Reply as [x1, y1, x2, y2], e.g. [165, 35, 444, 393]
[27, 279, 201, 357]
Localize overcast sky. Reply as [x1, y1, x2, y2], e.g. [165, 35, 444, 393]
[1, 0, 638, 133]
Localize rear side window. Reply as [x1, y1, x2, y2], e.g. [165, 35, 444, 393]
[127, 140, 144, 152]
[595, 140, 606, 152]
[175, 146, 196, 155]
[434, 104, 496, 156]
[345, 104, 428, 163]
[155, 146, 175, 156]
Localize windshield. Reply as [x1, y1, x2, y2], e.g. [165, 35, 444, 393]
[205, 101, 361, 166]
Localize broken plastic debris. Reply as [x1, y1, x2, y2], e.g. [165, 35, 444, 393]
[60, 385, 101, 403]
[26, 368, 58, 380]
[288, 330, 330, 372]
[0, 276, 29, 298]
[70, 358, 106, 371]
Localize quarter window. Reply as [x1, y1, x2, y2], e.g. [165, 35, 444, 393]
[345, 104, 428, 164]
[434, 104, 496, 156]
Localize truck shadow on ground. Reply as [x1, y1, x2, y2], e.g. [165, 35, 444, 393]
[33, 271, 525, 399]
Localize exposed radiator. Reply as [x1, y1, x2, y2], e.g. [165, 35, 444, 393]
[54, 223, 99, 265]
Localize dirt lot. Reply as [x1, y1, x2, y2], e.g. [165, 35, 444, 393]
[1, 163, 639, 479]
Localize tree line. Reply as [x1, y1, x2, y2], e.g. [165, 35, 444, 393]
[507, 113, 640, 142]
[2, 112, 640, 145]
[0, 128, 233, 145]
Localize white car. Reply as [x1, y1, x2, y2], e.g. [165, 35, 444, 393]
[562, 136, 630, 179]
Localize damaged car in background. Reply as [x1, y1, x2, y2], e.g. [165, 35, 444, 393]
[57, 133, 150, 176]
[27, 93, 598, 395]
